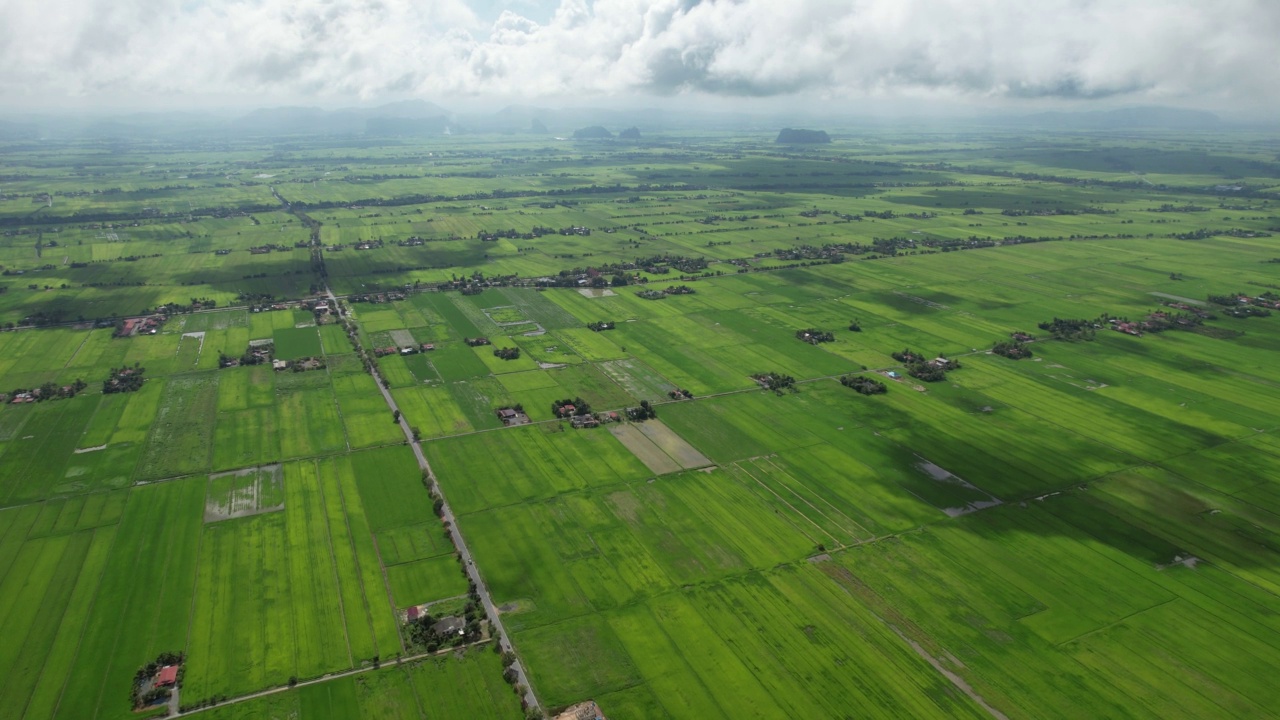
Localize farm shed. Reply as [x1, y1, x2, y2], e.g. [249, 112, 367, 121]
[154, 665, 179, 688]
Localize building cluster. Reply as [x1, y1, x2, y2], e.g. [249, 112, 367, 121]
[374, 343, 434, 357]
[113, 316, 161, 337]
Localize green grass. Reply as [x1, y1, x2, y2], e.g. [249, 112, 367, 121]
[136, 372, 219, 479]
[51, 479, 205, 720]
[385, 554, 469, 608]
[194, 648, 522, 720]
[424, 424, 651, 515]
[376, 522, 452, 566]
[278, 388, 347, 459]
[185, 458, 401, 700]
[274, 326, 324, 360]
[5, 131, 1280, 720]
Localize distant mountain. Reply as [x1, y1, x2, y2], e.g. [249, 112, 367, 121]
[231, 106, 331, 134]
[476, 106, 673, 135]
[776, 128, 831, 144]
[366, 116, 450, 136]
[1017, 106, 1222, 130]
[232, 100, 453, 136]
[360, 99, 450, 119]
[619, 126, 641, 140]
[573, 125, 613, 139]
[530, 118, 549, 134]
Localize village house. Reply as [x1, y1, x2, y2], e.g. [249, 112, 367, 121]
[432, 616, 466, 637]
[153, 665, 178, 689]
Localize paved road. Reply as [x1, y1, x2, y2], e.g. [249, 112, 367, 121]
[326, 287, 542, 714]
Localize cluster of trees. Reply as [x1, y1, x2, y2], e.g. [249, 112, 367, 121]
[891, 350, 958, 382]
[476, 225, 591, 242]
[626, 400, 657, 421]
[697, 213, 757, 225]
[668, 388, 694, 400]
[1173, 228, 1270, 240]
[1223, 305, 1272, 318]
[497, 648, 546, 720]
[131, 651, 183, 709]
[1000, 206, 1113, 217]
[907, 361, 953, 383]
[637, 289, 666, 300]
[992, 340, 1034, 359]
[1208, 293, 1246, 306]
[891, 349, 925, 363]
[532, 254, 708, 289]
[5, 378, 86, 401]
[1209, 291, 1278, 317]
[664, 285, 697, 295]
[217, 342, 273, 368]
[153, 297, 217, 314]
[1037, 317, 1098, 341]
[587, 321, 615, 331]
[754, 372, 796, 393]
[103, 364, 145, 393]
[406, 601, 484, 652]
[1130, 311, 1206, 332]
[493, 346, 521, 360]
[847, 319, 862, 332]
[288, 356, 326, 372]
[236, 290, 276, 305]
[552, 398, 591, 418]
[840, 375, 886, 395]
[795, 328, 835, 344]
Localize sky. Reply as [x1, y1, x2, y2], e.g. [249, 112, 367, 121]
[1, 0, 1278, 117]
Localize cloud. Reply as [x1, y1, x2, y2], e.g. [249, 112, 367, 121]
[0, 0, 1277, 109]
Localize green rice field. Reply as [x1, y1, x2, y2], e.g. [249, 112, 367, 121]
[2, 129, 1280, 718]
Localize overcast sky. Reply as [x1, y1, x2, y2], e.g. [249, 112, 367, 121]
[1, 0, 1278, 116]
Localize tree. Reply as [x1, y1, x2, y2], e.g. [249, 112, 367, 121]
[392, 409, 401, 424]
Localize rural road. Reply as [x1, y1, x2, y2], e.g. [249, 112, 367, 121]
[175, 641, 490, 716]
[326, 286, 543, 715]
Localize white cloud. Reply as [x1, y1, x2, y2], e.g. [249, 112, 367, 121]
[0, 0, 1276, 110]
